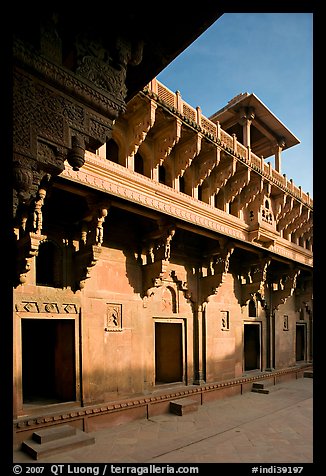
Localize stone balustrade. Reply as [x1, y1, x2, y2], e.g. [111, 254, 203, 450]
[145, 78, 312, 209]
[72, 77, 312, 262]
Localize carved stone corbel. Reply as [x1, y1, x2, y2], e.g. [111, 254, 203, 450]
[199, 241, 234, 303]
[240, 255, 271, 306]
[172, 132, 202, 178]
[170, 269, 193, 303]
[272, 266, 301, 310]
[16, 232, 47, 285]
[192, 146, 220, 187]
[75, 245, 103, 290]
[74, 201, 110, 289]
[153, 118, 182, 167]
[142, 223, 176, 294]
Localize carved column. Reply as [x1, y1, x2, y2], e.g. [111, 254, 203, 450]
[239, 106, 255, 148]
[274, 137, 285, 173]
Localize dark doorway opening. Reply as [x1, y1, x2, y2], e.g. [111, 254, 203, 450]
[244, 323, 261, 371]
[155, 322, 183, 384]
[22, 319, 76, 405]
[296, 324, 306, 361]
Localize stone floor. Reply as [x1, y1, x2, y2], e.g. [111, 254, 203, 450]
[13, 376, 313, 464]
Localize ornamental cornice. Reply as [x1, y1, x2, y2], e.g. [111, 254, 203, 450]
[60, 152, 312, 268]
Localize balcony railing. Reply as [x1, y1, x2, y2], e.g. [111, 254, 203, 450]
[145, 78, 313, 209]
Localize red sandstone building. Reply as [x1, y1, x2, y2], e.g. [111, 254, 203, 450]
[12, 9, 312, 457]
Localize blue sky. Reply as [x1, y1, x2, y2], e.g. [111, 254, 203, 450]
[157, 13, 313, 197]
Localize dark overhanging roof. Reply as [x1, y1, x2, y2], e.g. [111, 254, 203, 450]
[209, 92, 300, 156]
[12, 5, 223, 102]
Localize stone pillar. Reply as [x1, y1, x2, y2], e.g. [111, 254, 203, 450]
[193, 304, 205, 384]
[239, 106, 255, 148]
[274, 137, 285, 173]
[263, 281, 274, 371]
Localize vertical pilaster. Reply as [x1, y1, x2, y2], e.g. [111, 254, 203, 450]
[193, 304, 205, 384]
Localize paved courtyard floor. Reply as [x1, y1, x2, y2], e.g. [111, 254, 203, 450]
[13, 376, 314, 465]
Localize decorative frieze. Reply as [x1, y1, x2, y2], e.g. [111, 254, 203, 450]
[15, 300, 79, 314]
[61, 153, 312, 267]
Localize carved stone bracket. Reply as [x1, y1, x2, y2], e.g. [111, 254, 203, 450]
[142, 223, 176, 295]
[170, 269, 193, 303]
[200, 242, 234, 303]
[223, 166, 250, 204]
[240, 256, 271, 306]
[16, 232, 47, 285]
[80, 200, 111, 247]
[210, 155, 237, 195]
[126, 98, 157, 158]
[272, 266, 301, 310]
[74, 244, 102, 290]
[153, 118, 182, 166]
[172, 132, 202, 178]
[192, 146, 220, 187]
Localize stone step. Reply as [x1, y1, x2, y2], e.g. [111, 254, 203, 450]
[21, 428, 95, 460]
[304, 370, 313, 378]
[251, 387, 270, 394]
[170, 397, 199, 416]
[32, 424, 77, 444]
[252, 382, 269, 394]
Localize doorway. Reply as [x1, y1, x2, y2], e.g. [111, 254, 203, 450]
[155, 321, 184, 384]
[22, 319, 76, 405]
[244, 323, 261, 371]
[296, 323, 306, 361]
